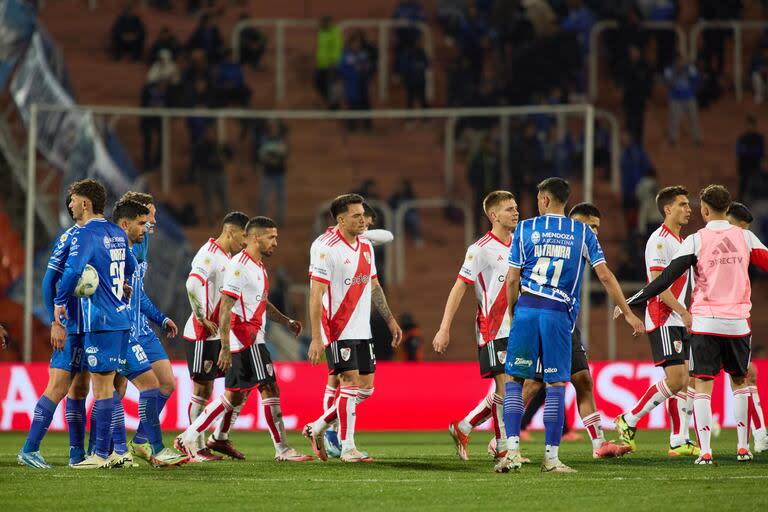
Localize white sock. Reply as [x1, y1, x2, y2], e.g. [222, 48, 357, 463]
[214, 394, 247, 441]
[459, 393, 494, 435]
[185, 395, 232, 444]
[685, 387, 695, 441]
[734, 387, 750, 451]
[356, 387, 374, 406]
[668, 392, 688, 447]
[188, 394, 207, 422]
[582, 412, 604, 450]
[262, 397, 289, 452]
[626, 380, 674, 427]
[323, 385, 338, 433]
[492, 394, 507, 452]
[693, 393, 712, 456]
[545, 444, 559, 462]
[338, 387, 358, 452]
[506, 435, 520, 453]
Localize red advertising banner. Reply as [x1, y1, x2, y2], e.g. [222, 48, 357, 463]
[1, 361, 765, 432]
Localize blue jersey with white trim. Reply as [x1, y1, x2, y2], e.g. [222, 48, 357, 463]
[130, 228, 165, 337]
[509, 214, 605, 314]
[54, 218, 136, 332]
[46, 225, 83, 334]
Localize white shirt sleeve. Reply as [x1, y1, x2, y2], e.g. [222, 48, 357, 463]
[364, 229, 394, 246]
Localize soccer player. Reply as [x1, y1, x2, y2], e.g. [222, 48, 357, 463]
[303, 194, 402, 463]
[614, 186, 701, 456]
[432, 190, 518, 461]
[114, 192, 180, 461]
[496, 177, 644, 473]
[621, 185, 768, 464]
[18, 194, 91, 468]
[183, 211, 248, 460]
[312, 203, 395, 458]
[517, 202, 632, 460]
[176, 216, 312, 462]
[51, 179, 137, 469]
[725, 202, 768, 453]
[110, 199, 186, 467]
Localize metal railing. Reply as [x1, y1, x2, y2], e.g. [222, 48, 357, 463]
[690, 20, 768, 101]
[231, 18, 434, 104]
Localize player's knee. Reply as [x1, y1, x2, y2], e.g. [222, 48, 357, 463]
[665, 367, 687, 393]
[194, 380, 213, 399]
[68, 378, 90, 400]
[43, 382, 68, 404]
[522, 380, 543, 404]
[731, 374, 747, 387]
[159, 377, 175, 396]
[747, 364, 757, 386]
[259, 382, 279, 398]
[572, 370, 593, 395]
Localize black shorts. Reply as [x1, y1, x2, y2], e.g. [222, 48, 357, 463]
[184, 339, 222, 381]
[648, 326, 689, 367]
[225, 343, 276, 391]
[690, 334, 751, 379]
[479, 338, 508, 378]
[534, 328, 589, 381]
[325, 339, 376, 375]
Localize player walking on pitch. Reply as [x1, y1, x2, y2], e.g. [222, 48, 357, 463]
[621, 186, 768, 463]
[496, 178, 644, 474]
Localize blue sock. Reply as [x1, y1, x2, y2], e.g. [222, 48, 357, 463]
[87, 408, 97, 456]
[139, 388, 164, 455]
[134, 391, 170, 444]
[543, 386, 566, 460]
[111, 392, 128, 455]
[65, 398, 86, 455]
[22, 395, 58, 453]
[503, 381, 524, 449]
[93, 398, 114, 459]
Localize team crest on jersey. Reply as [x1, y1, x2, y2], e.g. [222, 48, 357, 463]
[266, 364, 274, 376]
[103, 236, 111, 248]
[203, 360, 214, 373]
[497, 351, 507, 364]
[363, 252, 371, 264]
[340, 347, 352, 361]
[60, 233, 68, 243]
[531, 231, 541, 244]
[673, 340, 683, 353]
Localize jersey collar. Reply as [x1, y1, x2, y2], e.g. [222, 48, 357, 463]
[706, 220, 733, 230]
[486, 231, 512, 247]
[334, 228, 359, 251]
[208, 237, 228, 256]
[660, 223, 683, 242]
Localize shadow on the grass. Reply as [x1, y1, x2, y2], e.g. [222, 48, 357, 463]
[373, 459, 484, 472]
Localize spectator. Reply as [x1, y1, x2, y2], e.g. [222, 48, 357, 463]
[314, 16, 343, 109]
[211, 48, 251, 108]
[180, 49, 212, 145]
[639, 0, 678, 72]
[338, 33, 374, 132]
[560, 0, 594, 92]
[192, 126, 230, 226]
[738, 116, 766, 200]
[237, 13, 267, 70]
[446, 56, 474, 107]
[110, 4, 145, 61]
[698, 0, 741, 79]
[751, 46, 768, 104]
[620, 131, 654, 229]
[388, 178, 424, 246]
[521, 0, 557, 38]
[467, 134, 501, 236]
[664, 54, 701, 146]
[139, 77, 167, 172]
[436, 0, 466, 38]
[402, 35, 430, 111]
[622, 45, 653, 145]
[147, 49, 180, 86]
[147, 26, 180, 63]
[392, 0, 426, 79]
[455, 4, 489, 82]
[186, 11, 223, 63]
[635, 167, 664, 235]
[258, 120, 289, 226]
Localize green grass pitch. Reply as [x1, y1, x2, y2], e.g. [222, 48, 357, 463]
[2, 430, 767, 511]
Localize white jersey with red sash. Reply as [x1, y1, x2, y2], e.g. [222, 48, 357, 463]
[457, 232, 512, 346]
[221, 250, 269, 352]
[310, 229, 377, 346]
[183, 238, 231, 341]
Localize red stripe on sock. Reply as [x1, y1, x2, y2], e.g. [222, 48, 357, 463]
[338, 395, 349, 441]
[668, 397, 681, 434]
[468, 405, 493, 427]
[264, 404, 281, 443]
[196, 403, 226, 433]
[491, 403, 501, 439]
[586, 424, 598, 441]
[749, 395, 762, 430]
[631, 383, 662, 416]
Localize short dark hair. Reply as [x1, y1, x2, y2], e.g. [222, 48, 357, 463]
[112, 199, 150, 223]
[569, 202, 601, 219]
[65, 193, 74, 221]
[537, 177, 570, 205]
[727, 202, 753, 224]
[483, 190, 515, 214]
[362, 202, 377, 223]
[330, 193, 364, 218]
[655, 186, 689, 217]
[68, 179, 106, 214]
[222, 211, 249, 230]
[245, 216, 277, 233]
[120, 191, 153, 206]
[699, 185, 731, 213]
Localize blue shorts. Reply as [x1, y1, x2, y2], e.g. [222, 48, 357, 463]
[119, 338, 152, 381]
[136, 332, 168, 364]
[505, 295, 574, 383]
[85, 330, 129, 373]
[50, 333, 85, 373]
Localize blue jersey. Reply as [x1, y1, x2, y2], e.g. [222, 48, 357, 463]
[509, 214, 605, 314]
[44, 225, 83, 334]
[130, 228, 166, 337]
[54, 218, 137, 332]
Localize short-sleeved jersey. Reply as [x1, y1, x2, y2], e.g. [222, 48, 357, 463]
[509, 214, 605, 314]
[457, 232, 512, 346]
[54, 218, 136, 332]
[47, 225, 83, 334]
[183, 238, 231, 341]
[644, 224, 689, 331]
[221, 250, 269, 352]
[131, 224, 161, 337]
[308, 227, 335, 278]
[310, 229, 377, 345]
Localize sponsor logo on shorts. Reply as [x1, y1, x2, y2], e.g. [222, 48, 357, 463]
[514, 357, 532, 367]
[203, 360, 214, 373]
[88, 355, 98, 367]
[85, 346, 98, 354]
[340, 347, 352, 362]
[266, 364, 274, 377]
[544, 367, 558, 374]
[674, 340, 683, 354]
[497, 351, 507, 364]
